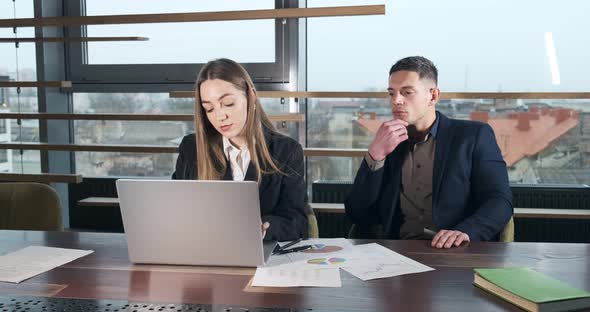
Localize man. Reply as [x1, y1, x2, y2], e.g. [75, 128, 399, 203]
[345, 56, 512, 248]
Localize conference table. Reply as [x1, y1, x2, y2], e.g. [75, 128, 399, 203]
[0, 230, 588, 312]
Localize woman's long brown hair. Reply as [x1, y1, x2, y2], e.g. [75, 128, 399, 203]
[194, 58, 282, 183]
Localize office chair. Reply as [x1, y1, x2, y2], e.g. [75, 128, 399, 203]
[0, 182, 63, 231]
[306, 203, 319, 238]
[499, 216, 515, 242]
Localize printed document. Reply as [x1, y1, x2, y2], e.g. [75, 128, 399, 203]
[0, 246, 93, 283]
[340, 243, 434, 281]
[252, 266, 341, 287]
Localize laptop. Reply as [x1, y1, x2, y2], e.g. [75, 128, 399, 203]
[116, 179, 276, 267]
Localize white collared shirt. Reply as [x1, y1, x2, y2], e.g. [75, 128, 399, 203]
[222, 136, 251, 181]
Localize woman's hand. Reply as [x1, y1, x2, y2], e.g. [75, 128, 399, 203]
[261, 222, 270, 239]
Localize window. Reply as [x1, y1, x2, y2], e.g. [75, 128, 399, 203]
[0, 2, 37, 82]
[84, 1, 275, 65]
[0, 1, 41, 174]
[67, 0, 296, 87]
[0, 150, 6, 163]
[65, 0, 301, 177]
[306, 0, 590, 185]
[308, 0, 590, 92]
[72, 93, 297, 177]
[39, 0, 590, 188]
[73, 93, 192, 177]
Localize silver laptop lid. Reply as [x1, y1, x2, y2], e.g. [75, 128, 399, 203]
[116, 179, 266, 267]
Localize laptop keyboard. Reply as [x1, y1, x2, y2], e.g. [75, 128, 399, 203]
[0, 295, 319, 312]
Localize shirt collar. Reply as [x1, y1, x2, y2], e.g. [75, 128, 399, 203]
[222, 136, 241, 158]
[410, 112, 439, 144]
[429, 112, 440, 139]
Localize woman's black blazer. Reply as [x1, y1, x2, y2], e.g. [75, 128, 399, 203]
[172, 130, 309, 241]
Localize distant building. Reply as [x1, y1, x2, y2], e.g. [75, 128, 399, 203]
[354, 106, 583, 184]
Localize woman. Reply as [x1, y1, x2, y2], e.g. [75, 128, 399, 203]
[172, 58, 308, 241]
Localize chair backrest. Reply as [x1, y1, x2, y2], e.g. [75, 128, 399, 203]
[0, 182, 63, 231]
[499, 216, 515, 242]
[305, 203, 319, 238]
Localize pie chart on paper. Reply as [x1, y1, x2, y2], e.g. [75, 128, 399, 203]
[327, 257, 346, 264]
[301, 244, 343, 253]
[307, 257, 347, 265]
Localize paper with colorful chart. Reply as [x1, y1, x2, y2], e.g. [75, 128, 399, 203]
[265, 242, 434, 282]
[254, 240, 433, 286]
[251, 266, 341, 287]
[252, 238, 351, 287]
[265, 238, 354, 267]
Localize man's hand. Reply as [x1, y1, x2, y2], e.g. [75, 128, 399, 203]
[431, 230, 470, 248]
[368, 119, 409, 161]
[261, 222, 270, 239]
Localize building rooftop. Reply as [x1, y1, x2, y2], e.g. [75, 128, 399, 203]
[355, 108, 580, 167]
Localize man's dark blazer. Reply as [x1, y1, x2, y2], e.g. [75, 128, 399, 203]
[172, 130, 309, 241]
[345, 111, 513, 241]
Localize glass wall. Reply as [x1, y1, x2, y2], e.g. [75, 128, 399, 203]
[73, 93, 192, 177]
[7, 0, 589, 188]
[72, 93, 297, 177]
[67, 0, 291, 85]
[0, 1, 40, 173]
[306, 0, 590, 186]
[84, 0, 276, 64]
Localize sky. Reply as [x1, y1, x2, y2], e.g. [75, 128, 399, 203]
[1, 0, 589, 92]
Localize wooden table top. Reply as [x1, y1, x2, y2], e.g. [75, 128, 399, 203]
[0, 230, 588, 312]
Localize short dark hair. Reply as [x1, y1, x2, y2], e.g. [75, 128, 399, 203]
[389, 56, 438, 85]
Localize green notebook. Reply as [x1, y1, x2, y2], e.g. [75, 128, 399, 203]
[474, 267, 590, 312]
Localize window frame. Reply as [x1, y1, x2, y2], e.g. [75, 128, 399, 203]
[65, 0, 298, 93]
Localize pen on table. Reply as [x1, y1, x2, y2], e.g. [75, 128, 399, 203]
[423, 228, 437, 239]
[278, 238, 302, 251]
[275, 245, 312, 255]
[272, 238, 302, 255]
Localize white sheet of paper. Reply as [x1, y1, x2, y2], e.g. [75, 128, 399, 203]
[0, 246, 94, 283]
[267, 242, 432, 271]
[266, 238, 354, 267]
[252, 266, 341, 287]
[340, 243, 434, 281]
